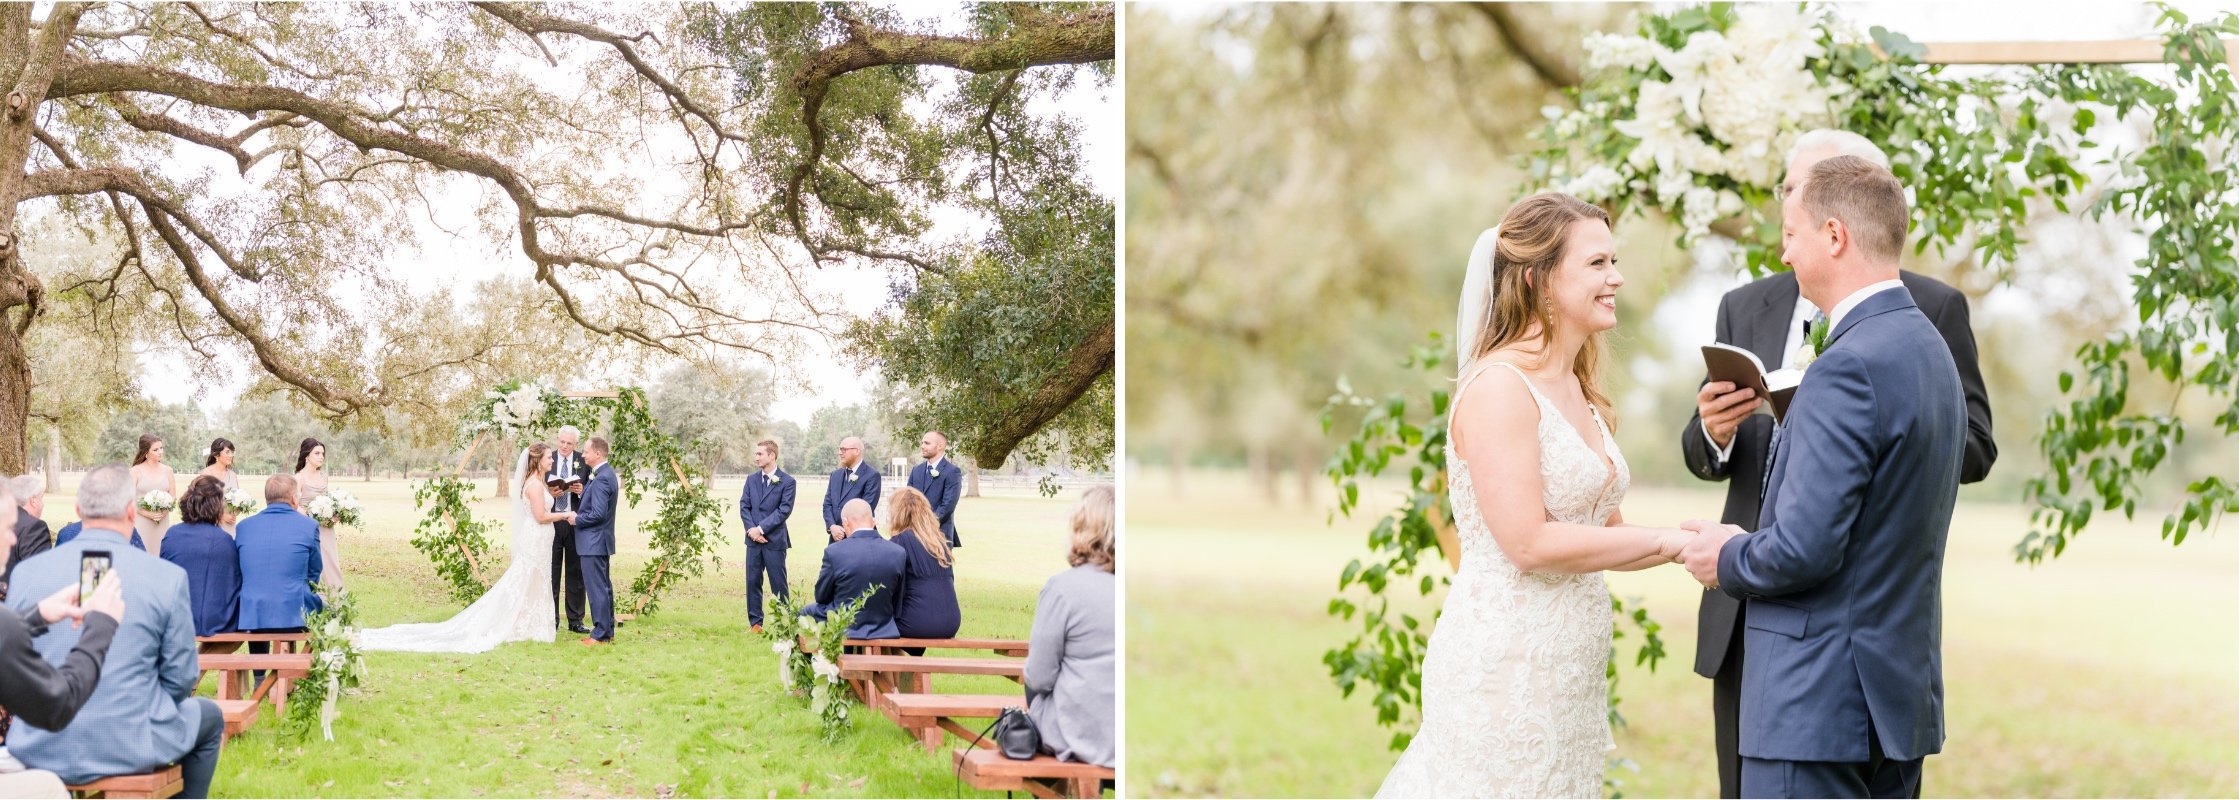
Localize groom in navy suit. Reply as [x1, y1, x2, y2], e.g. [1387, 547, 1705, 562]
[1680, 156, 1966, 798]
[822, 436, 881, 542]
[573, 437, 621, 645]
[905, 431, 962, 548]
[738, 439, 796, 633]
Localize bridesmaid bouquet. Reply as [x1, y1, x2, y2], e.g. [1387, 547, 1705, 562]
[135, 490, 176, 514]
[306, 490, 365, 528]
[224, 489, 260, 515]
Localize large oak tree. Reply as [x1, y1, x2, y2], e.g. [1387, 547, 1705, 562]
[0, 2, 1114, 473]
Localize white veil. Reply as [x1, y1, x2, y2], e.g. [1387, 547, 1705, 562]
[1455, 226, 1501, 377]
[511, 447, 534, 532]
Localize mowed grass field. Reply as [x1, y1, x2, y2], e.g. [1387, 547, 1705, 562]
[1126, 470, 2239, 797]
[29, 472, 1093, 798]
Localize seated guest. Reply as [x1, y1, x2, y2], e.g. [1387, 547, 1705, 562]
[886, 488, 960, 649]
[234, 476, 322, 660]
[6, 475, 52, 591]
[0, 482, 129, 800]
[800, 498, 905, 639]
[54, 521, 143, 552]
[1023, 486, 1116, 768]
[158, 478, 240, 638]
[5, 465, 223, 798]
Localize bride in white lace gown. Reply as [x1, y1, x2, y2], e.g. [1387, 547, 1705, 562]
[359, 444, 577, 653]
[1377, 194, 1694, 798]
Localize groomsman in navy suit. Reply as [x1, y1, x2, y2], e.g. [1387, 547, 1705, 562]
[739, 439, 796, 633]
[906, 431, 963, 548]
[822, 436, 882, 542]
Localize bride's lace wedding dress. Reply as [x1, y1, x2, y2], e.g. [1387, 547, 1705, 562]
[1375, 361, 1631, 799]
[359, 450, 556, 653]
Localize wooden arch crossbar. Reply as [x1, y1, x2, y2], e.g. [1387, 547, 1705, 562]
[1907, 38, 2239, 69]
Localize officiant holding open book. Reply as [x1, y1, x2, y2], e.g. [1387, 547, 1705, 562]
[548, 426, 591, 635]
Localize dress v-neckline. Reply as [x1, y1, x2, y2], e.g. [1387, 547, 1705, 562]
[1477, 361, 1619, 496]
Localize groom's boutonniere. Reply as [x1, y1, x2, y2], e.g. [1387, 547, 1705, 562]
[929, 464, 941, 478]
[1795, 315, 1831, 370]
[767, 473, 780, 486]
[847, 471, 858, 482]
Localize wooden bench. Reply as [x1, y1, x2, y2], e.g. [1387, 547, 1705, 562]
[836, 654, 1026, 709]
[199, 652, 314, 717]
[214, 698, 259, 738]
[66, 765, 183, 799]
[196, 631, 307, 656]
[843, 637, 1029, 657]
[951, 748, 1112, 799]
[877, 692, 1026, 752]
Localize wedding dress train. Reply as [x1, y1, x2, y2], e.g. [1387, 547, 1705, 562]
[358, 450, 556, 653]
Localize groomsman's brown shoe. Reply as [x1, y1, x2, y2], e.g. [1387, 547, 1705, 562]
[752, 624, 764, 634]
[579, 636, 609, 646]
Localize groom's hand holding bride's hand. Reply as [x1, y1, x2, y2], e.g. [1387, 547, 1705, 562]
[1655, 529, 1694, 562]
[1677, 520, 1746, 589]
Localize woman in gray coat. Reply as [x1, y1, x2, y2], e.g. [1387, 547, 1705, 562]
[1024, 485, 1116, 768]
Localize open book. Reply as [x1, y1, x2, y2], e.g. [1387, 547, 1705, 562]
[1702, 343, 1804, 423]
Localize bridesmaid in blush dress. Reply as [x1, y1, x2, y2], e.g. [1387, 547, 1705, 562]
[196, 437, 242, 536]
[294, 437, 345, 590]
[127, 434, 176, 556]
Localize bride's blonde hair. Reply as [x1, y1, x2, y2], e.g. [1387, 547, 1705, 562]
[1467, 192, 1616, 427]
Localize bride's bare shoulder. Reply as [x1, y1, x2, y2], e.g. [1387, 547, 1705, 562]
[1454, 360, 1542, 444]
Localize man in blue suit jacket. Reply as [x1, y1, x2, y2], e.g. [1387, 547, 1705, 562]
[6, 465, 225, 797]
[573, 437, 622, 644]
[1681, 157, 1966, 798]
[738, 439, 795, 632]
[802, 499, 905, 639]
[55, 520, 143, 551]
[234, 475, 324, 635]
[906, 431, 963, 548]
[822, 436, 882, 543]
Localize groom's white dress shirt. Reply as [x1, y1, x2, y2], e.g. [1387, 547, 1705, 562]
[1698, 278, 1906, 466]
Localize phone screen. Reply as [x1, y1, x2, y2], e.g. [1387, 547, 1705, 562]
[79, 550, 112, 606]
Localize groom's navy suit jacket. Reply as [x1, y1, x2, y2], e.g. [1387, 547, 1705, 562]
[906, 459, 963, 547]
[573, 463, 620, 557]
[1715, 286, 1965, 763]
[1681, 270, 1994, 683]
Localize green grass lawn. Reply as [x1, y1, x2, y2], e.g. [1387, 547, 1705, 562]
[1126, 471, 2239, 798]
[37, 473, 1086, 798]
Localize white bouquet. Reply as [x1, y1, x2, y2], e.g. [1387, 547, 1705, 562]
[136, 490, 175, 514]
[224, 488, 260, 515]
[306, 490, 364, 528]
[480, 378, 557, 441]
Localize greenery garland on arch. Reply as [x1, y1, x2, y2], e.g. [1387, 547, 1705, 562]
[1325, 0, 2239, 782]
[411, 378, 725, 618]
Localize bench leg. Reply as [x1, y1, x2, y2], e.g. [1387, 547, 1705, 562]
[1022, 778, 1064, 800]
[1067, 776, 1102, 798]
[916, 723, 942, 752]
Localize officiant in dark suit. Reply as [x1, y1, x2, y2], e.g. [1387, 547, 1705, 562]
[548, 426, 590, 634]
[906, 431, 963, 549]
[822, 436, 882, 542]
[739, 439, 796, 633]
[1680, 130, 1996, 799]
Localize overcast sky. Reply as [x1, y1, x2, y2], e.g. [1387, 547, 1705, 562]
[137, 3, 1119, 428]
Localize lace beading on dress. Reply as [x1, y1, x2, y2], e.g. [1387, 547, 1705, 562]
[1375, 361, 1630, 798]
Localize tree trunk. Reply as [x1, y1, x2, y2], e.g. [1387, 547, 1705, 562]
[1247, 441, 1275, 502]
[0, 321, 28, 475]
[961, 454, 981, 498]
[45, 424, 60, 492]
[360, 457, 373, 481]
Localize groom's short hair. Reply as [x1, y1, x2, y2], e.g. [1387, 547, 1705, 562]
[1802, 156, 1908, 264]
[587, 437, 610, 457]
[757, 439, 778, 457]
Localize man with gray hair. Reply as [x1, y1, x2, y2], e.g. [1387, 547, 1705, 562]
[6, 464, 225, 797]
[1678, 133, 1995, 797]
[4, 474, 50, 589]
[547, 425, 590, 634]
